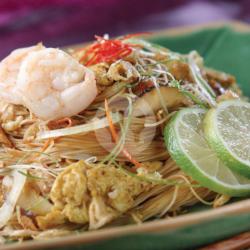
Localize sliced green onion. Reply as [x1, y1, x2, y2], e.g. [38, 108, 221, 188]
[0, 164, 58, 178]
[112, 161, 201, 187]
[188, 51, 216, 106]
[18, 170, 44, 180]
[15, 150, 60, 168]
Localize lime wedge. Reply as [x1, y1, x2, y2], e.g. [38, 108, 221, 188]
[204, 100, 250, 178]
[164, 108, 250, 197]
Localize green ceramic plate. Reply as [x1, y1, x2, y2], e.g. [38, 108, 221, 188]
[4, 23, 250, 250]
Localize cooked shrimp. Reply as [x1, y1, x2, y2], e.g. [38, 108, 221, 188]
[0, 44, 45, 105]
[17, 48, 97, 120]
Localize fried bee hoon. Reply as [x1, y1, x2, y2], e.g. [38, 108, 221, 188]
[0, 34, 241, 243]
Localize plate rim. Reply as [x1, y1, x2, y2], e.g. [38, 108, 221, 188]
[66, 20, 250, 51]
[2, 199, 250, 250]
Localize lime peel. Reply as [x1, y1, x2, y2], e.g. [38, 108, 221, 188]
[164, 108, 250, 197]
[204, 100, 250, 178]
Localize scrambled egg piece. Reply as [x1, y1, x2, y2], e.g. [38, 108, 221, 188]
[36, 209, 66, 230]
[36, 161, 153, 230]
[51, 161, 90, 224]
[107, 60, 139, 84]
[90, 63, 111, 86]
[167, 60, 192, 82]
[37, 161, 89, 229]
[0, 103, 27, 132]
[87, 165, 151, 229]
[87, 165, 149, 213]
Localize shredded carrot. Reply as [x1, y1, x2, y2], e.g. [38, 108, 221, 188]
[41, 139, 52, 152]
[104, 99, 118, 141]
[104, 99, 141, 169]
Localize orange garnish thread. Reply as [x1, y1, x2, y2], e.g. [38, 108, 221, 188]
[104, 99, 141, 169]
[41, 139, 52, 152]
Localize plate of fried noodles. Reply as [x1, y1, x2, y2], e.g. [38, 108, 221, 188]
[0, 22, 250, 250]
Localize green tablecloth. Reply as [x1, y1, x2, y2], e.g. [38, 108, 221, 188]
[52, 26, 250, 249]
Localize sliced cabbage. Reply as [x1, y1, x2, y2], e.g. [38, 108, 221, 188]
[0, 170, 26, 229]
[17, 187, 52, 216]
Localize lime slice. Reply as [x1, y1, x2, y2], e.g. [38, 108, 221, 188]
[204, 100, 250, 178]
[164, 108, 250, 197]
